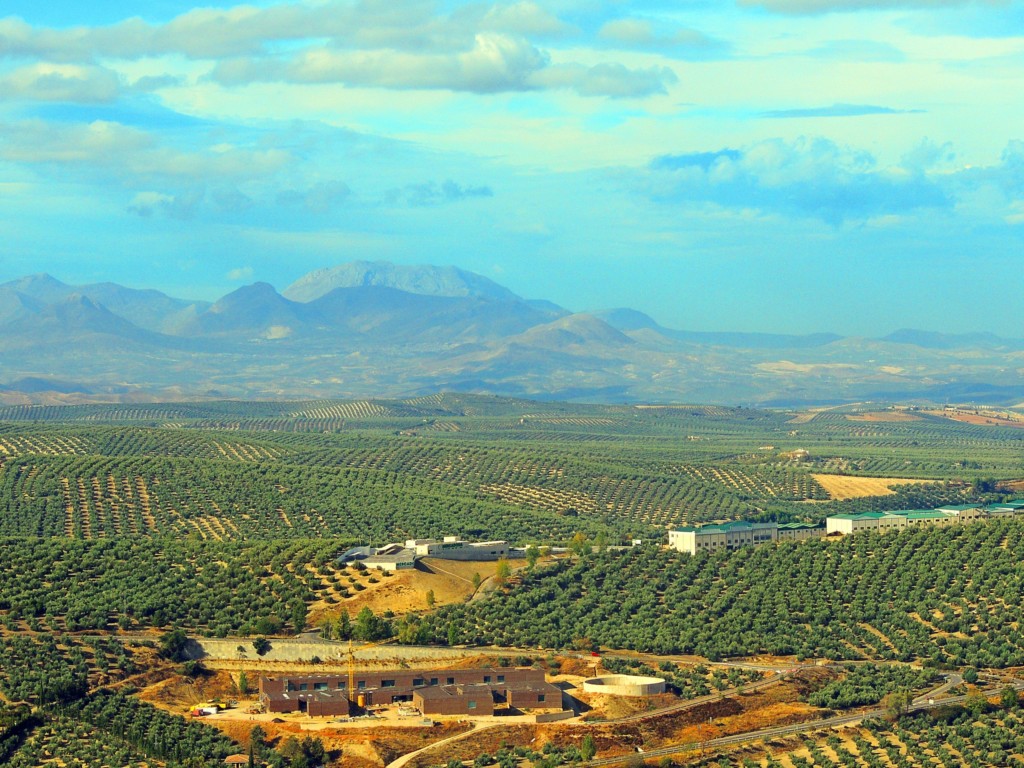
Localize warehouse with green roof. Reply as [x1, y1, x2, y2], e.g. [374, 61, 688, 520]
[669, 519, 824, 555]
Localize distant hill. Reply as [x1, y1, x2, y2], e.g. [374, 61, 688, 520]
[283, 260, 521, 303]
[594, 308, 841, 349]
[188, 282, 309, 338]
[0, 294, 182, 350]
[0, 273, 208, 333]
[0, 261, 1022, 405]
[882, 328, 1024, 351]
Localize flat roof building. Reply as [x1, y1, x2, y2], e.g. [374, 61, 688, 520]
[983, 500, 1024, 517]
[361, 548, 416, 571]
[414, 684, 495, 716]
[406, 537, 510, 561]
[669, 520, 824, 555]
[777, 522, 828, 541]
[825, 503, 1003, 536]
[340, 536, 513, 567]
[259, 667, 559, 716]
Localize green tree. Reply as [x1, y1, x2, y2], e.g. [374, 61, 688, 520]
[291, 601, 307, 634]
[426, 589, 436, 608]
[1001, 686, 1020, 709]
[249, 724, 266, 747]
[158, 627, 189, 662]
[580, 734, 596, 760]
[882, 690, 912, 720]
[253, 637, 272, 656]
[569, 532, 589, 559]
[318, 618, 333, 640]
[353, 606, 391, 641]
[966, 689, 990, 715]
[495, 558, 511, 587]
[525, 545, 540, 570]
[337, 609, 352, 640]
[471, 572, 482, 591]
[300, 735, 326, 767]
[238, 669, 250, 696]
[279, 736, 302, 762]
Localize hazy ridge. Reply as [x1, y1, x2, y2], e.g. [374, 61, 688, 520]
[2, 263, 1023, 406]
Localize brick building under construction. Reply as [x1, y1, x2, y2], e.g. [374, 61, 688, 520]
[258, 666, 562, 717]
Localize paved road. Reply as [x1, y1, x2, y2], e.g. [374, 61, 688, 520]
[914, 672, 963, 704]
[580, 681, 1024, 767]
[384, 722, 496, 768]
[600, 670, 791, 725]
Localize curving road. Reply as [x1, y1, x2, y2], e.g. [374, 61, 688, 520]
[580, 681, 1024, 767]
[384, 722, 496, 768]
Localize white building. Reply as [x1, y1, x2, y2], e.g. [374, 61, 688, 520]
[405, 537, 509, 561]
[671, 521, 773, 556]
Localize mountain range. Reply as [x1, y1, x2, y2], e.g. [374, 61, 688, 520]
[2, 261, 1023, 406]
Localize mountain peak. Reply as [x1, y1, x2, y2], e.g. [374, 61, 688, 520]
[283, 260, 520, 303]
[2, 273, 71, 303]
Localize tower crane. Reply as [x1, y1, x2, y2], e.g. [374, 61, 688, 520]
[341, 636, 397, 706]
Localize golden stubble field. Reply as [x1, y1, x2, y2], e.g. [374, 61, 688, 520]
[308, 556, 508, 627]
[811, 475, 931, 500]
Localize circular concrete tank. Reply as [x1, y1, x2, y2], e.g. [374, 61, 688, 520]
[582, 675, 666, 697]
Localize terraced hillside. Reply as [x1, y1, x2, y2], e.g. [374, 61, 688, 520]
[422, 519, 1024, 668]
[1, 396, 1018, 543]
[0, 395, 1020, 768]
[711, 707, 1024, 768]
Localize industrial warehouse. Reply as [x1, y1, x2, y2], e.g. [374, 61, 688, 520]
[339, 536, 513, 571]
[670, 500, 1024, 554]
[668, 520, 824, 555]
[824, 500, 1024, 534]
[258, 667, 563, 717]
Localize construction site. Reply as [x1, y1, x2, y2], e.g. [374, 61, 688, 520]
[135, 638, 866, 768]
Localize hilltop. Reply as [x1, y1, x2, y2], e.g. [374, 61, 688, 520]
[2, 262, 1024, 406]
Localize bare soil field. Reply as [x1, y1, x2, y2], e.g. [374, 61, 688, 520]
[403, 668, 831, 767]
[135, 668, 474, 768]
[924, 409, 1024, 428]
[846, 411, 923, 422]
[308, 558, 503, 626]
[812, 474, 931, 500]
[130, 657, 831, 767]
[788, 411, 823, 424]
[138, 668, 241, 714]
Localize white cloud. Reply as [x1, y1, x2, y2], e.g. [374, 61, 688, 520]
[0, 2, 669, 98]
[0, 1, 571, 62]
[597, 18, 727, 59]
[0, 119, 291, 182]
[531, 62, 677, 97]
[643, 138, 951, 224]
[384, 179, 493, 206]
[277, 180, 353, 213]
[274, 33, 549, 93]
[127, 189, 204, 219]
[741, 0, 1005, 14]
[478, 2, 573, 37]
[0, 63, 120, 103]
[227, 266, 255, 280]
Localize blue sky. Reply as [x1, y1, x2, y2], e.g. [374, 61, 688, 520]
[1, 0, 1022, 335]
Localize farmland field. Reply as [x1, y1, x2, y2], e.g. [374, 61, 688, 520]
[0, 394, 1022, 767]
[705, 707, 1024, 768]
[811, 475, 931, 500]
[0, 395, 1020, 544]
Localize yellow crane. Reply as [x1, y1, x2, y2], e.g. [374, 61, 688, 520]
[342, 637, 396, 706]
